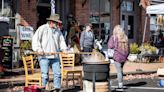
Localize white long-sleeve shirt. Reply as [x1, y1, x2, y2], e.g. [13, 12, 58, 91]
[32, 23, 67, 58]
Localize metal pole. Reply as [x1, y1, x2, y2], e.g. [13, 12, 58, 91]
[1, 0, 4, 15]
[99, 0, 101, 40]
[142, 15, 148, 43]
[110, 0, 113, 36]
[92, 72, 96, 92]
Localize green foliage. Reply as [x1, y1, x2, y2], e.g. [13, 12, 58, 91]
[20, 40, 32, 55]
[130, 43, 139, 54]
[138, 43, 158, 54]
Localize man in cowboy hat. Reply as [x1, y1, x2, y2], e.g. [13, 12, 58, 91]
[32, 14, 67, 91]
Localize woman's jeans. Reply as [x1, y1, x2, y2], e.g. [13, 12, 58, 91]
[39, 58, 61, 89]
[114, 61, 124, 86]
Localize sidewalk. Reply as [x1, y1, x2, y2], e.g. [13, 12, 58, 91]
[1, 62, 164, 82]
[0, 62, 164, 91]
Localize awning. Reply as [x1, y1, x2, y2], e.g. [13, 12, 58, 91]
[146, 3, 164, 14]
[143, 2, 164, 43]
[150, 0, 164, 5]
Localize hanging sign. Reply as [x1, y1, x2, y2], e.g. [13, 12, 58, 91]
[19, 26, 34, 40]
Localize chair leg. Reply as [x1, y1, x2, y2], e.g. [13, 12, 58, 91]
[66, 73, 68, 88]
[39, 79, 42, 86]
[73, 73, 75, 87]
[61, 76, 63, 87]
[80, 72, 83, 89]
[25, 79, 28, 86]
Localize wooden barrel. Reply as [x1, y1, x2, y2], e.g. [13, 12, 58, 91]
[83, 80, 109, 92]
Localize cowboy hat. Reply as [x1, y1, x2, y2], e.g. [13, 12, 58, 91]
[46, 14, 62, 23]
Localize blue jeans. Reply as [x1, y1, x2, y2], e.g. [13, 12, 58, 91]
[114, 61, 124, 84]
[39, 58, 61, 89]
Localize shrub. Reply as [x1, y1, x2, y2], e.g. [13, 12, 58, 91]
[130, 43, 139, 54]
[138, 43, 158, 54]
[20, 40, 32, 56]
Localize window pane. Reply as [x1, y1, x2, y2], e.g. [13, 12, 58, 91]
[121, 1, 134, 12]
[0, 0, 12, 16]
[90, 0, 99, 15]
[100, 0, 110, 13]
[121, 1, 126, 11]
[90, 0, 110, 15]
[127, 1, 134, 12]
[90, 0, 110, 44]
[0, 0, 15, 29]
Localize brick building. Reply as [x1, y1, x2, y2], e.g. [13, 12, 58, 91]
[1, 0, 150, 44]
[1, 0, 158, 68]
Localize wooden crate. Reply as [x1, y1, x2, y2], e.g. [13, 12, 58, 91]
[157, 68, 164, 76]
[83, 80, 109, 92]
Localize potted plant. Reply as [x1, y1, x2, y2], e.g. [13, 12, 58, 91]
[128, 43, 139, 62]
[138, 43, 158, 55]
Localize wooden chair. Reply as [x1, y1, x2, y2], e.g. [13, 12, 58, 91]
[22, 55, 42, 86]
[60, 53, 83, 89]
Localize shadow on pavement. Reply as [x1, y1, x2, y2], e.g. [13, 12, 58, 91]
[45, 86, 81, 92]
[62, 86, 81, 92]
[0, 70, 24, 78]
[124, 81, 147, 87]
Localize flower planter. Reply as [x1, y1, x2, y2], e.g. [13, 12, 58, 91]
[128, 54, 138, 62]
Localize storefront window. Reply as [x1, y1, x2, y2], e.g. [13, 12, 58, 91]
[121, 0, 134, 12]
[0, 0, 15, 29]
[0, 0, 12, 16]
[89, 0, 110, 44]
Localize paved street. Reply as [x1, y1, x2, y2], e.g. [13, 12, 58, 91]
[111, 78, 164, 92]
[0, 62, 164, 92]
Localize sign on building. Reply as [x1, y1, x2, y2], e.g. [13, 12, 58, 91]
[18, 26, 34, 40]
[1, 36, 13, 69]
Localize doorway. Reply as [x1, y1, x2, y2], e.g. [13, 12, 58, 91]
[121, 14, 135, 41]
[37, 6, 51, 28]
[36, 0, 71, 29]
[121, 0, 136, 42]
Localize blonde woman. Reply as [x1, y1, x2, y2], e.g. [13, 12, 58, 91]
[108, 25, 129, 90]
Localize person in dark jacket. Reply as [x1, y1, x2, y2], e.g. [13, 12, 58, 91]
[80, 23, 94, 52]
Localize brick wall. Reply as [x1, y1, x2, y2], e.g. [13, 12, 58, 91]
[111, 0, 120, 31]
[19, 0, 37, 29]
[74, 0, 89, 25]
[17, 0, 149, 43]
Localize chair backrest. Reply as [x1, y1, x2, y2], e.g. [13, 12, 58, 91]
[60, 53, 75, 72]
[22, 55, 34, 76]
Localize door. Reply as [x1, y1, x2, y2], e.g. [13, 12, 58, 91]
[121, 0, 136, 42]
[37, 0, 71, 28]
[121, 14, 135, 42]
